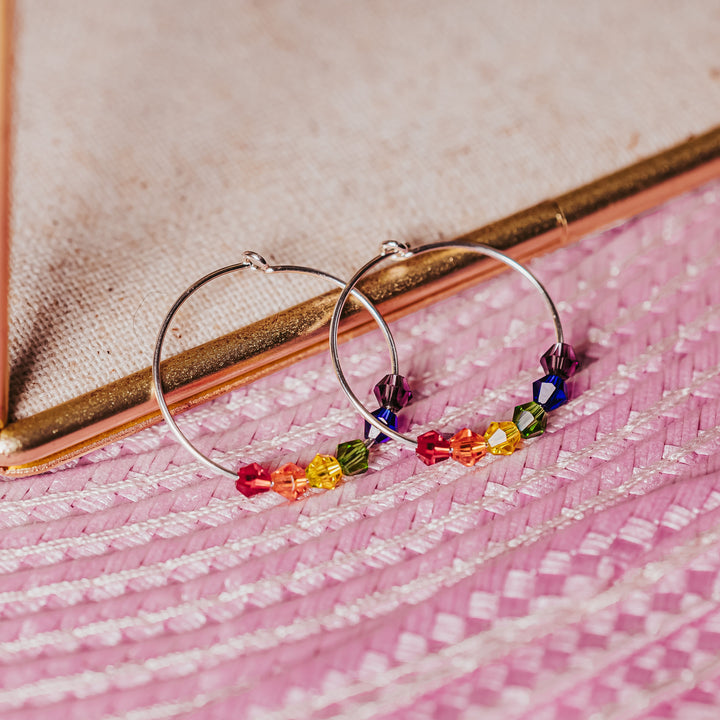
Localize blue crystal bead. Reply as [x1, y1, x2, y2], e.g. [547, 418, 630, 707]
[532, 374, 568, 411]
[364, 407, 397, 445]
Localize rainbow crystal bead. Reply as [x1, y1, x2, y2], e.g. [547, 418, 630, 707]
[484, 421, 521, 455]
[449, 428, 487, 466]
[336, 439, 369, 475]
[236, 463, 273, 497]
[306, 454, 343, 489]
[416, 430, 451, 465]
[532, 374, 568, 411]
[512, 401, 547, 438]
[373, 374, 413, 411]
[271, 463, 308, 500]
[364, 407, 397, 445]
[540, 342, 579, 379]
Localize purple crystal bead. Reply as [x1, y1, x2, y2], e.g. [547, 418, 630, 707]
[364, 407, 397, 445]
[532, 374, 568, 411]
[540, 343, 579, 379]
[373, 374, 413, 411]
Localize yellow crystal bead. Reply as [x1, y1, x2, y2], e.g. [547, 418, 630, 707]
[449, 428, 486, 466]
[484, 421, 521, 455]
[306, 454, 343, 489]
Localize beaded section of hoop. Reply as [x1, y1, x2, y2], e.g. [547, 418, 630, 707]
[236, 346, 577, 500]
[233, 373, 411, 500]
[414, 345, 576, 467]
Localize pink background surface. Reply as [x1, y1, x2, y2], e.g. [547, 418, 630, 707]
[1, 181, 720, 718]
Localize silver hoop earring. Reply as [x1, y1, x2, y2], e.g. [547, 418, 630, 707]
[329, 240, 578, 466]
[152, 251, 410, 500]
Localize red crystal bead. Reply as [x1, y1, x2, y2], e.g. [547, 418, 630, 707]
[236, 463, 273, 497]
[416, 430, 451, 465]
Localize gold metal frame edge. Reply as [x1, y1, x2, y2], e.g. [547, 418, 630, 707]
[2, 126, 720, 476]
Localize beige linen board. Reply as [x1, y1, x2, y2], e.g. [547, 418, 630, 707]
[8, 0, 720, 423]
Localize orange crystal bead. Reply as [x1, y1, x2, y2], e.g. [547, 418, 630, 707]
[271, 463, 309, 500]
[449, 428, 487, 466]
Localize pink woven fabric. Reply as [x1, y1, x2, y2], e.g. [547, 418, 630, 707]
[1, 181, 720, 719]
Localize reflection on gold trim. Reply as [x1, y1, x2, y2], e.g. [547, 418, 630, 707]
[1, 127, 720, 475]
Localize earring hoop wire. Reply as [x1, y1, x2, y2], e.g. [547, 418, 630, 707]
[152, 252, 401, 479]
[329, 240, 565, 448]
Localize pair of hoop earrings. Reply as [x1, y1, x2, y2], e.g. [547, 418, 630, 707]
[152, 240, 579, 501]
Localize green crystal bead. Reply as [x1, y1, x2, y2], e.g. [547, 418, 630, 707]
[512, 401, 547, 438]
[336, 439, 369, 475]
[306, 454, 343, 489]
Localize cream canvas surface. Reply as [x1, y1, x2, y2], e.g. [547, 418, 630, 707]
[9, 0, 720, 420]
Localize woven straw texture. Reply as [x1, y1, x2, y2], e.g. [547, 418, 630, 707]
[0, 180, 718, 718]
[9, 0, 720, 419]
